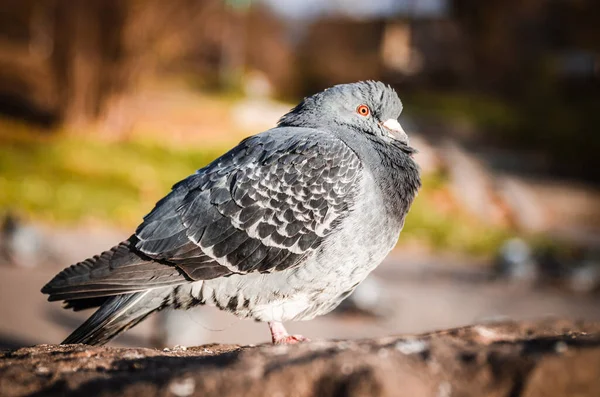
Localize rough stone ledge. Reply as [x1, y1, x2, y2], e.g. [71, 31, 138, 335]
[1, 319, 599, 397]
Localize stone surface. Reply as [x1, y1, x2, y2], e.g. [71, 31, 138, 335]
[1, 320, 599, 397]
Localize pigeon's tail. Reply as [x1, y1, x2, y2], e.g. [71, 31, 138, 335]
[41, 236, 188, 304]
[62, 288, 169, 346]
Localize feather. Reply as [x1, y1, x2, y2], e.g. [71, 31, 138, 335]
[134, 129, 363, 275]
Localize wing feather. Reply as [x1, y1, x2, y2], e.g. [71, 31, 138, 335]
[135, 128, 363, 278]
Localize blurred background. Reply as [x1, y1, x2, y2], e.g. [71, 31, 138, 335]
[1, 0, 599, 349]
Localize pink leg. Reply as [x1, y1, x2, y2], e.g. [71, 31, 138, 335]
[268, 322, 310, 344]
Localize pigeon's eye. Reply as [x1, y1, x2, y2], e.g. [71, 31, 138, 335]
[356, 105, 370, 117]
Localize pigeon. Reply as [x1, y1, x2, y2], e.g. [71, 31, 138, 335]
[42, 81, 421, 345]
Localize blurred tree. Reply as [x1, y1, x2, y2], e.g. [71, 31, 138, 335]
[244, 5, 298, 98]
[0, 0, 224, 128]
[53, 0, 124, 126]
[219, 0, 250, 90]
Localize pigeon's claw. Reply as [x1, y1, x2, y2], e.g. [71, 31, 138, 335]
[268, 322, 310, 344]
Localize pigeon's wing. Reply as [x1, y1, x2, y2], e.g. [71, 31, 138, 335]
[135, 128, 363, 279]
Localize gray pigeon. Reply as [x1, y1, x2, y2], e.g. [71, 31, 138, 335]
[42, 81, 421, 345]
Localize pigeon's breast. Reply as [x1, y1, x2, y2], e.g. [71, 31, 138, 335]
[177, 170, 402, 322]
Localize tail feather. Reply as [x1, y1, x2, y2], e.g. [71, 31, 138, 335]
[44, 237, 191, 345]
[47, 283, 172, 302]
[42, 236, 188, 303]
[62, 289, 168, 345]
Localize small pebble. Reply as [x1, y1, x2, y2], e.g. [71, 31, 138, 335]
[474, 326, 503, 343]
[122, 351, 144, 360]
[395, 339, 428, 355]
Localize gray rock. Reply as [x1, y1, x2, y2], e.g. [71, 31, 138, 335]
[1, 320, 599, 397]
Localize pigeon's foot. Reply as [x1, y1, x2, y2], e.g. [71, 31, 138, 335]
[274, 334, 310, 345]
[268, 321, 310, 345]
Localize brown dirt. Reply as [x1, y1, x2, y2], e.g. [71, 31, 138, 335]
[1, 319, 599, 397]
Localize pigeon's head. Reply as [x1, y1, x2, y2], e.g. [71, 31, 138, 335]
[278, 81, 409, 146]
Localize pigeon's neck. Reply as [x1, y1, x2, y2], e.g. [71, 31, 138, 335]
[373, 141, 420, 220]
[337, 131, 421, 221]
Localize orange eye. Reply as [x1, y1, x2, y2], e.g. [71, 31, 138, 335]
[356, 104, 370, 117]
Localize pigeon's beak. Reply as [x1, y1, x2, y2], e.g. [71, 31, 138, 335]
[381, 119, 409, 145]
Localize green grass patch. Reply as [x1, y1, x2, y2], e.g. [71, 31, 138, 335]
[0, 120, 223, 226]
